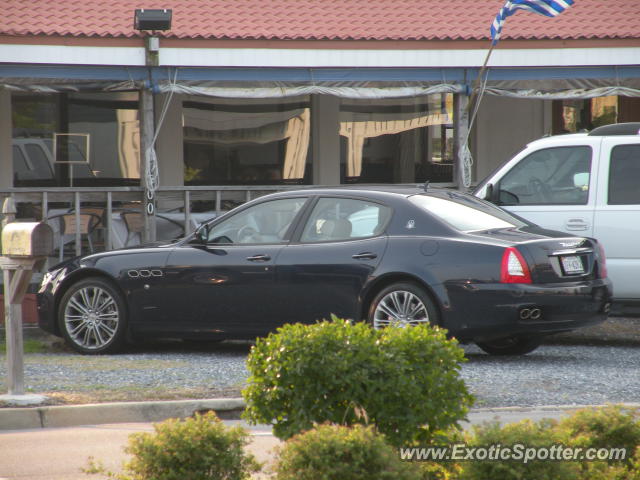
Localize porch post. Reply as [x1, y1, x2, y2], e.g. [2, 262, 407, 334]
[453, 93, 470, 190]
[0, 89, 12, 189]
[140, 87, 156, 242]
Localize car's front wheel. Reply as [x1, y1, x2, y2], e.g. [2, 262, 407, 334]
[367, 282, 438, 329]
[476, 336, 541, 356]
[57, 277, 127, 354]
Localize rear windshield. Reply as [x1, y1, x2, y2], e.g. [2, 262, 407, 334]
[409, 193, 527, 232]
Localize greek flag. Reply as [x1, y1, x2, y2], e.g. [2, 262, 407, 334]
[490, 0, 575, 44]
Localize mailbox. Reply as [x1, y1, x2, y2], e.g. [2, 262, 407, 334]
[1, 222, 53, 257]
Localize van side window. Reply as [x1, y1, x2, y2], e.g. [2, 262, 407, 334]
[497, 146, 592, 206]
[12, 146, 29, 178]
[24, 144, 54, 179]
[608, 145, 640, 205]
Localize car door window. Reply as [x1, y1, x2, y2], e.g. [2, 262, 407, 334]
[608, 145, 640, 205]
[300, 198, 390, 242]
[206, 197, 307, 244]
[498, 146, 592, 205]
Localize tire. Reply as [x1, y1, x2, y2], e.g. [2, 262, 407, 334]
[476, 336, 541, 356]
[367, 282, 438, 329]
[57, 277, 128, 354]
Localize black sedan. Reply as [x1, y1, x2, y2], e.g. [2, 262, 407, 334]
[37, 186, 612, 355]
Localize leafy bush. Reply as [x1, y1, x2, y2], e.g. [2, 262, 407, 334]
[461, 419, 581, 480]
[86, 411, 260, 480]
[243, 316, 473, 447]
[558, 405, 640, 466]
[274, 423, 421, 480]
[460, 407, 640, 480]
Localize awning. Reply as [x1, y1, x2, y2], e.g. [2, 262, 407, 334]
[1, 64, 639, 99]
[478, 66, 640, 99]
[0, 65, 146, 92]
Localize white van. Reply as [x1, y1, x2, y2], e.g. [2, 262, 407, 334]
[474, 122, 640, 309]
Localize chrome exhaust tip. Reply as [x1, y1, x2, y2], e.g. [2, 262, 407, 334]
[529, 308, 542, 320]
[519, 308, 531, 320]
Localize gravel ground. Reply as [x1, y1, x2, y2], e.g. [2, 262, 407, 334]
[1, 336, 639, 408]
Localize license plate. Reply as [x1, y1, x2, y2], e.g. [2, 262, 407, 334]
[561, 255, 584, 274]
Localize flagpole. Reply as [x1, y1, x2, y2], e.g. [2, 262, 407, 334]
[466, 42, 496, 115]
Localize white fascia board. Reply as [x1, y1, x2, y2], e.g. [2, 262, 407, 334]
[1, 43, 638, 68]
[0, 44, 146, 66]
[160, 47, 640, 68]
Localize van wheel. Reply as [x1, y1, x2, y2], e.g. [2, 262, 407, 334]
[58, 277, 127, 354]
[367, 282, 438, 329]
[476, 336, 541, 356]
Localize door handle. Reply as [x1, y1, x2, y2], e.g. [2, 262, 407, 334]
[352, 252, 378, 260]
[246, 254, 271, 262]
[565, 218, 589, 231]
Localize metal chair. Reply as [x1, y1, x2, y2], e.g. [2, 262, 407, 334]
[120, 210, 185, 246]
[48, 212, 102, 261]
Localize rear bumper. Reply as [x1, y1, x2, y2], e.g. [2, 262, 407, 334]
[444, 278, 612, 342]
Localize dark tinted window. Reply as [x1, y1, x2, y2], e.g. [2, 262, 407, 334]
[608, 145, 640, 205]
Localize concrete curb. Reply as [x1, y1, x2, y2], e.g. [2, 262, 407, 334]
[2, 399, 639, 432]
[0, 397, 245, 431]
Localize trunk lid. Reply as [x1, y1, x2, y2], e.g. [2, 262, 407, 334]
[470, 228, 602, 284]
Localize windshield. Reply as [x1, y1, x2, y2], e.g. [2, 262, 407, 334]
[409, 192, 527, 232]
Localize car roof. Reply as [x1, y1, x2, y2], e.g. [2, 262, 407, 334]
[265, 184, 448, 202]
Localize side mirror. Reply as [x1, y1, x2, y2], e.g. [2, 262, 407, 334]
[194, 224, 209, 244]
[573, 172, 589, 190]
[484, 183, 495, 202]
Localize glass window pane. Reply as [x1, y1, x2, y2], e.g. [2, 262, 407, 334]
[498, 146, 592, 205]
[207, 197, 307, 244]
[409, 195, 524, 232]
[591, 96, 618, 128]
[300, 198, 390, 242]
[12, 145, 28, 173]
[24, 144, 54, 179]
[183, 97, 311, 186]
[11, 92, 140, 187]
[339, 94, 453, 184]
[608, 145, 640, 205]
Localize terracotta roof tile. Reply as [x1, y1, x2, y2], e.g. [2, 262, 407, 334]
[0, 0, 637, 41]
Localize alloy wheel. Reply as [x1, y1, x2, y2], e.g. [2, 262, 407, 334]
[63, 286, 120, 350]
[373, 290, 429, 329]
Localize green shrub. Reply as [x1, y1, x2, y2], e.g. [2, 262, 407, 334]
[274, 423, 421, 480]
[558, 405, 640, 466]
[459, 408, 640, 480]
[461, 419, 581, 480]
[242, 317, 473, 447]
[86, 411, 260, 480]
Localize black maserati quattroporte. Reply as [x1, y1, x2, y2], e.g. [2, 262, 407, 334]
[37, 186, 612, 355]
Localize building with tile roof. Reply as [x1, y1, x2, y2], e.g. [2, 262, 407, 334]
[0, 0, 639, 243]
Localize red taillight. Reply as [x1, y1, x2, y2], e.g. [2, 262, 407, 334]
[597, 243, 608, 279]
[500, 247, 532, 284]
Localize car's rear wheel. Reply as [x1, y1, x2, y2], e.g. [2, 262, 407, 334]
[367, 282, 438, 329]
[57, 277, 127, 354]
[476, 336, 541, 356]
